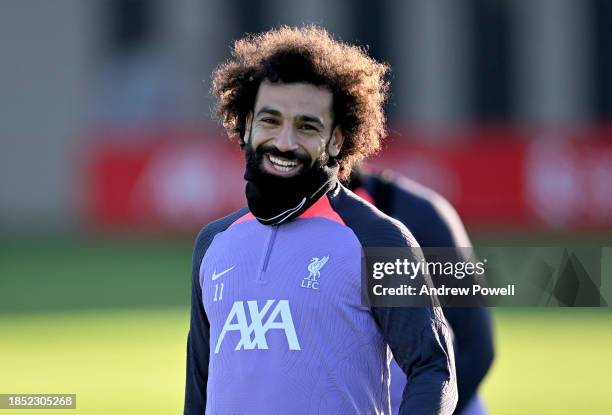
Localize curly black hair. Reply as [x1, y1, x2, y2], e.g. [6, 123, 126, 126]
[211, 25, 390, 178]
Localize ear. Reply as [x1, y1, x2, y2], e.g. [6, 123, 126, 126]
[327, 125, 344, 158]
[243, 112, 253, 144]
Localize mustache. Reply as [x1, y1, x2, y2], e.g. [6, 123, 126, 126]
[255, 145, 312, 164]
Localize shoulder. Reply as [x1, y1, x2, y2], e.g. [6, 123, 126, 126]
[392, 176, 456, 220]
[388, 175, 471, 247]
[193, 207, 250, 261]
[327, 183, 419, 249]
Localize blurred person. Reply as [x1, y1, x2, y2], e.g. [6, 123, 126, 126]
[184, 26, 457, 415]
[347, 167, 495, 415]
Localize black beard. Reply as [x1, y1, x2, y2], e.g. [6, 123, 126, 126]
[243, 144, 338, 225]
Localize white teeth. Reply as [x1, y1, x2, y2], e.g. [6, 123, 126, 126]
[273, 164, 293, 172]
[268, 155, 299, 168]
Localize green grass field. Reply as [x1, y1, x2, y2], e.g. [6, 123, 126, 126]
[0, 308, 188, 415]
[1, 237, 611, 414]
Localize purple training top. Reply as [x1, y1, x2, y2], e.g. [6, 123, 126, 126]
[184, 182, 457, 415]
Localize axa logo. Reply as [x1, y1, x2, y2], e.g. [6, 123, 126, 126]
[301, 256, 329, 290]
[214, 300, 301, 353]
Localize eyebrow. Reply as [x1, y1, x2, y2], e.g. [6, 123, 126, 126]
[255, 106, 325, 129]
[255, 107, 282, 118]
[297, 115, 324, 129]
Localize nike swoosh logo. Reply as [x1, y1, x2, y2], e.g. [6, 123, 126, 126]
[212, 266, 235, 281]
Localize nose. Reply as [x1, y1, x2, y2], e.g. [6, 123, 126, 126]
[272, 125, 299, 153]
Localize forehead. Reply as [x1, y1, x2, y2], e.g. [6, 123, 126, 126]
[254, 81, 333, 120]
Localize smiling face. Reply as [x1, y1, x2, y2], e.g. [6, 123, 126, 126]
[245, 81, 344, 178]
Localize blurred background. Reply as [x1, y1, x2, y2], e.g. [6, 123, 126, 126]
[1, 0, 611, 413]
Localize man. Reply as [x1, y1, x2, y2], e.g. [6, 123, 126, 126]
[348, 168, 495, 415]
[184, 26, 457, 415]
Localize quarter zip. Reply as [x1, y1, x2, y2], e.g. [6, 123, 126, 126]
[257, 225, 279, 284]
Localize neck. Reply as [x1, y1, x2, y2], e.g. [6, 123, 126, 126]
[253, 177, 337, 225]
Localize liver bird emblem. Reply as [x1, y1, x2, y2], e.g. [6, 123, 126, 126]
[307, 256, 329, 279]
